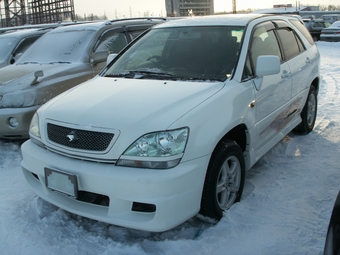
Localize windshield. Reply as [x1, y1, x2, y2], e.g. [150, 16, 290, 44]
[17, 30, 95, 64]
[103, 26, 244, 81]
[0, 37, 16, 60]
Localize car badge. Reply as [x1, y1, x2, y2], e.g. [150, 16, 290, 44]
[67, 131, 78, 143]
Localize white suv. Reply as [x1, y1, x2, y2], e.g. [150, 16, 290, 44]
[21, 14, 321, 232]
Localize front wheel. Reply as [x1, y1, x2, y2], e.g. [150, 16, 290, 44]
[198, 140, 245, 222]
[295, 86, 317, 134]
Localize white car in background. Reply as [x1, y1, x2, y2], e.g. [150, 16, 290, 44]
[21, 14, 321, 232]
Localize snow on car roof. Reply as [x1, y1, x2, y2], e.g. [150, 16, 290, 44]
[155, 14, 267, 28]
[0, 28, 47, 37]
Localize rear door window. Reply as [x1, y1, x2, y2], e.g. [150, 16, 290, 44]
[94, 29, 128, 54]
[276, 28, 304, 60]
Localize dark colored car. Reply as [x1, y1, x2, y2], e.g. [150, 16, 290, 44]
[303, 18, 331, 41]
[324, 191, 340, 255]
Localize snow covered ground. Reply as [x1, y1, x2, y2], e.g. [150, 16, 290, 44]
[1, 42, 339, 255]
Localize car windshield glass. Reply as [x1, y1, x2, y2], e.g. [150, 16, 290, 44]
[104, 26, 244, 81]
[17, 30, 95, 64]
[0, 36, 16, 60]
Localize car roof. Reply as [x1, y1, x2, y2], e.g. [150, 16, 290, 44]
[48, 18, 167, 33]
[152, 14, 301, 29]
[0, 21, 88, 35]
[0, 28, 49, 37]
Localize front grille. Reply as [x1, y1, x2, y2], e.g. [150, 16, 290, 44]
[47, 123, 114, 151]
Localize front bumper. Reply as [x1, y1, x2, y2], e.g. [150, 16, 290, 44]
[21, 140, 209, 232]
[0, 106, 39, 139]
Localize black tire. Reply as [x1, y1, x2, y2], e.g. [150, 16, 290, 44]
[198, 140, 245, 222]
[295, 86, 317, 134]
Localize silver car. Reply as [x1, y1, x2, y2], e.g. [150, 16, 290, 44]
[0, 18, 165, 139]
[320, 21, 340, 41]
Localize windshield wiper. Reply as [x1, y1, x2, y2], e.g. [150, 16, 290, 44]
[49, 61, 72, 64]
[106, 70, 177, 80]
[20, 61, 39, 65]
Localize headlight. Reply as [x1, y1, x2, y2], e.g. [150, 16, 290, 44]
[29, 113, 40, 138]
[117, 127, 189, 169]
[29, 112, 45, 148]
[0, 90, 36, 107]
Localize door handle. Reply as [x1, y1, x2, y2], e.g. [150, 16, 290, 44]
[281, 70, 291, 79]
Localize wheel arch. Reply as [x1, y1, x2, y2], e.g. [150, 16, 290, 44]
[220, 124, 248, 152]
[311, 76, 320, 95]
[206, 124, 249, 170]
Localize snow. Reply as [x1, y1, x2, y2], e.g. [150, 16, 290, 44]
[1, 41, 340, 254]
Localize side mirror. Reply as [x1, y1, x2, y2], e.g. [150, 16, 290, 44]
[254, 55, 281, 91]
[91, 51, 109, 65]
[31, 70, 44, 85]
[255, 55, 280, 77]
[106, 53, 118, 65]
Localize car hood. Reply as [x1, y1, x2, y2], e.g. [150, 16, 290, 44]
[42, 76, 224, 133]
[0, 63, 86, 94]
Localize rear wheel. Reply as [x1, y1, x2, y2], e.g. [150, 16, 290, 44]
[295, 86, 317, 134]
[198, 140, 245, 222]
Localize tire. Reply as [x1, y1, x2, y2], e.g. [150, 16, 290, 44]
[198, 140, 245, 222]
[295, 86, 317, 134]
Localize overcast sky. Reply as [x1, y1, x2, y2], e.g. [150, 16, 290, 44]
[73, 0, 330, 19]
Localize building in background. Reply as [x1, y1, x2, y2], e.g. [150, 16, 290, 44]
[0, 0, 75, 28]
[165, 0, 214, 17]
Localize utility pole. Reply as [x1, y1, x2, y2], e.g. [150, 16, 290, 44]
[232, 0, 236, 14]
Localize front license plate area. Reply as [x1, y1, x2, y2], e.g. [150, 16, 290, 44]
[45, 168, 78, 198]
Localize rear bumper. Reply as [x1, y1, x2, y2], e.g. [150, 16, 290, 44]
[320, 36, 340, 42]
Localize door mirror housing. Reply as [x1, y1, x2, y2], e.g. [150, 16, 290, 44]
[107, 54, 118, 65]
[255, 55, 280, 77]
[91, 51, 109, 65]
[254, 55, 281, 91]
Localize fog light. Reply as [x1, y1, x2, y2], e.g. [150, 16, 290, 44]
[132, 202, 156, 213]
[8, 117, 19, 128]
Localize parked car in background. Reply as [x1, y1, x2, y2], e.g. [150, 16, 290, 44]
[320, 20, 340, 41]
[0, 28, 51, 69]
[303, 18, 331, 41]
[324, 191, 340, 255]
[0, 18, 166, 139]
[21, 14, 321, 232]
[321, 14, 340, 24]
[0, 22, 89, 69]
[0, 22, 82, 34]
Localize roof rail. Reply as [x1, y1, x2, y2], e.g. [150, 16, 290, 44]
[0, 21, 90, 34]
[106, 17, 167, 25]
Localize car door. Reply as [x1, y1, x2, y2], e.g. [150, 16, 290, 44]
[247, 21, 293, 152]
